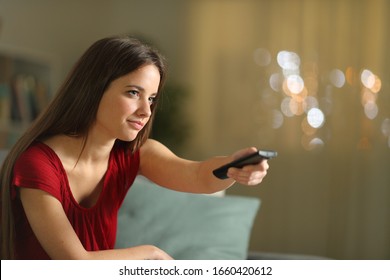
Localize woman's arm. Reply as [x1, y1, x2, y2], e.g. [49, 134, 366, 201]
[19, 188, 172, 260]
[139, 139, 269, 194]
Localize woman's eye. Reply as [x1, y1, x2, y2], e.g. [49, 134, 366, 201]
[127, 90, 139, 97]
[148, 96, 156, 105]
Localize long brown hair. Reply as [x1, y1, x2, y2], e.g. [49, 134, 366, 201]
[0, 35, 167, 259]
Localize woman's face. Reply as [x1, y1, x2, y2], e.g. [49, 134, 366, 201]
[94, 64, 160, 142]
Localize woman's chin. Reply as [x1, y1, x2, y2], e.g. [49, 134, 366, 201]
[118, 133, 138, 142]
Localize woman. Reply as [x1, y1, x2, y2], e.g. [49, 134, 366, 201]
[0, 35, 269, 260]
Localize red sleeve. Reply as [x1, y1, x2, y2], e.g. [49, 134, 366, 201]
[12, 143, 65, 202]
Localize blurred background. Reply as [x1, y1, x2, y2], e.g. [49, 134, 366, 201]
[0, 0, 389, 259]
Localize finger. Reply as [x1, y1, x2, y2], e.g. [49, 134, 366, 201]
[227, 167, 251, 178]
[229, 166, 267, 178]
[238, 159, 267, 172]
[238, 175, 264, 186]
[262, 160, 269, 171]
[228, 168, 266, 185]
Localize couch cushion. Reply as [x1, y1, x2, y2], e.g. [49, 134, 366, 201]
[116, 176, 260, 260]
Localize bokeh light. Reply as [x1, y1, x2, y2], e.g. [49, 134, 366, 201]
[361, 87, 377, 105]
[286, 74, 304, 94]
[281, 97, 294, 117]
[329, 69, 345, 88]
[345, 66, 357, 86]
[307, 108, 325, 128]
[263, 49, 387, 151]
[361, 69, 376, 89]
[381, 118, 390, 137]
[364, 102, 378, 120]
[272, 109, 284, 129]
[253, 48, 271, 66]
[289, 97, 305, 116]
[277, 50, 300, 71]
[303, 96, 319, 113]
[269, 73, 283, 92]
[302, 135, 324, 151]
[370, 76, 382, 93]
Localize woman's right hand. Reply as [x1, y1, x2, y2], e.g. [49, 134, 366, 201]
[141, 245, 174, 260]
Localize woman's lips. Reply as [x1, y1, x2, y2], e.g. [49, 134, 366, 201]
[127, 120, 144, 130]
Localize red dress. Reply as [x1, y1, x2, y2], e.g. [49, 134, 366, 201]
[11, 141, 140, 259]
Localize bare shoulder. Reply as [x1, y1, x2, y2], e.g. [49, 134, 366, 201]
[42, 135, 84, 169]
[43, 135, 69, 149]
[140, 139, 175, 157]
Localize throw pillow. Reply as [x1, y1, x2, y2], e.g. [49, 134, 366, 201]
[116, 176, 260, 260]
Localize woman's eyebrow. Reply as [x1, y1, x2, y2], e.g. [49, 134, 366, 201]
[125, 84, 158, 96]
[125, 84, 145, 91]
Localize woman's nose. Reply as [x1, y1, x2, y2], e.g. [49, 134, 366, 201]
[137, 99, 152, 118]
